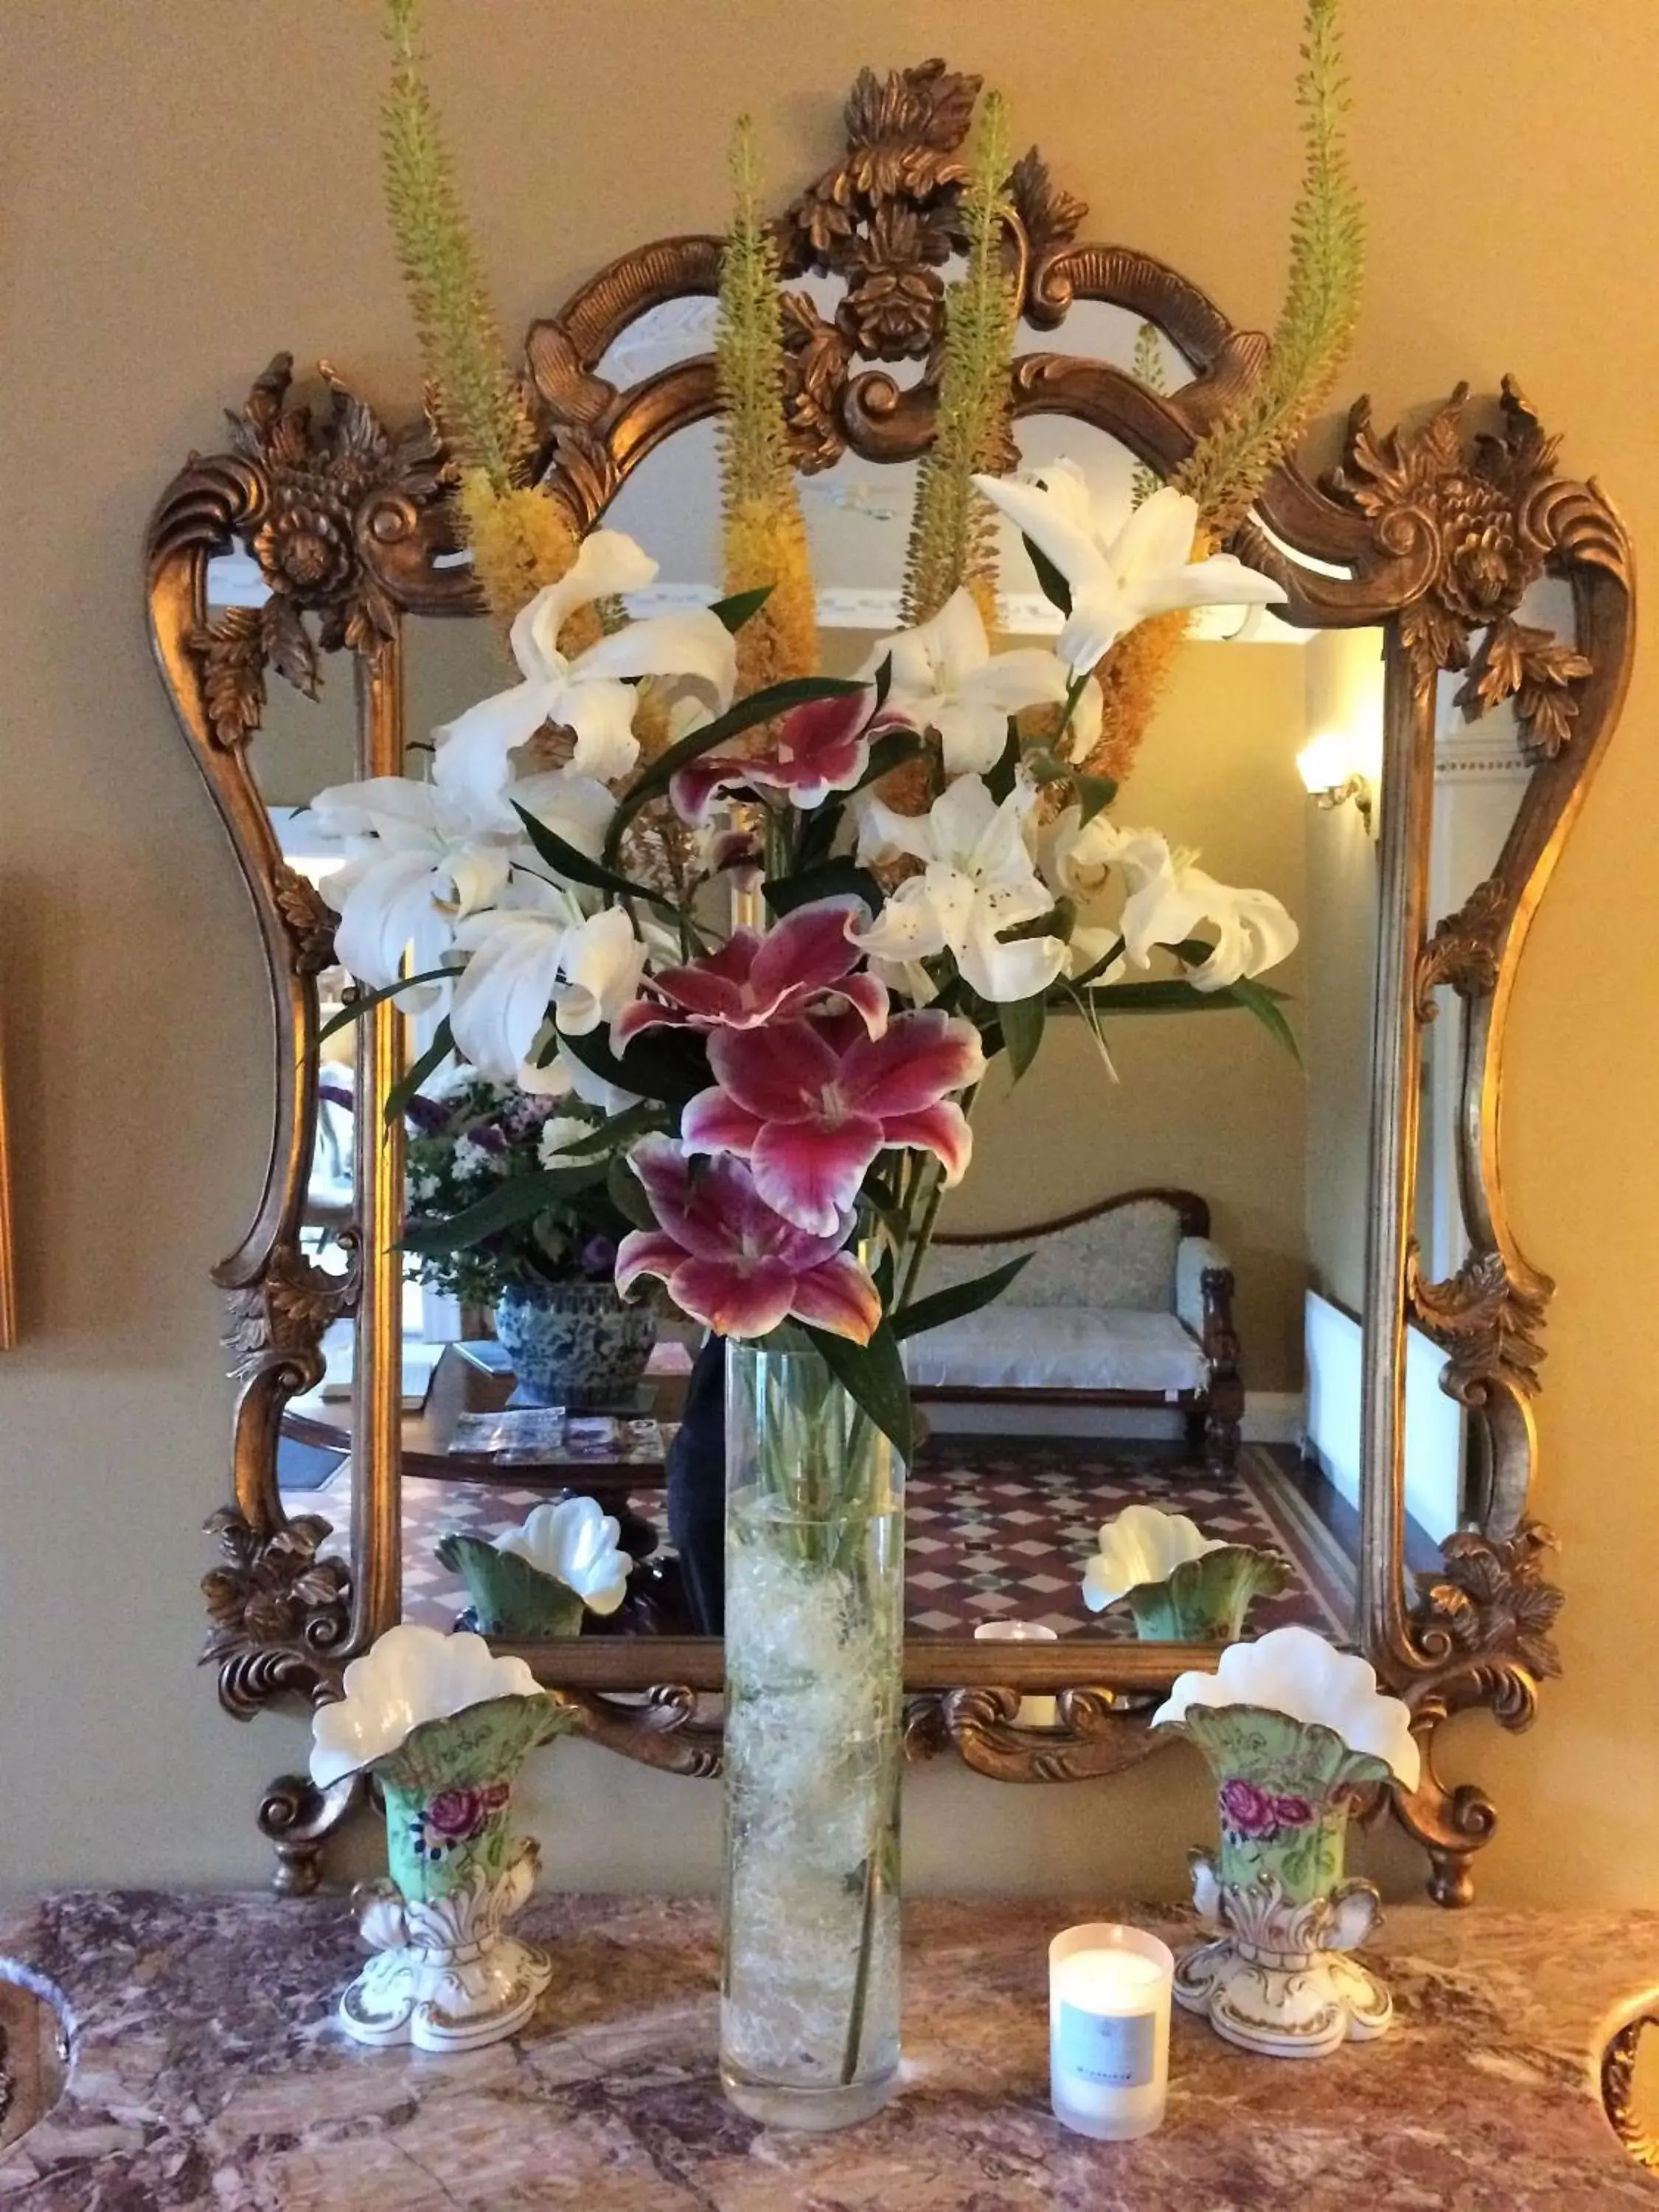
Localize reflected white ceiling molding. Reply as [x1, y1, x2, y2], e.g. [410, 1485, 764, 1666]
[1433, 724, 1531, 782]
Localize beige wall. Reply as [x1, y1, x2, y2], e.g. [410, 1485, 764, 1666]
[946, 643, 1309, 1390]
[3, 0, 1657, 1907]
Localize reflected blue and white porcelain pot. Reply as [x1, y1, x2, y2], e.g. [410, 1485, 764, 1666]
[493, 1279, 657, 1405]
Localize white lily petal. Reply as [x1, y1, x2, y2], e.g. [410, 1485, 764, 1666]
[515, 530, 661, 677]
[512, 768, 618, 860]
[332, 849, 455, 990]
[554, 906, 645, 1035]
[959, 916, 1066, 1004]
[433, 682, 558, 821]
[1062, 673, 1104, 763]
[308, 776, 440, 841]
[1113, 484, 1203, 582]
[448, 911, 571, 1079]
[847, 880, 951, 966]
[973, 470, 1107, 603]
[552, 678, 643, 784]
[856, 797, 939, 869]
[961, 645, 1073, 716]
[931, 695, 1010, 775]
[571, 608, 738, 713]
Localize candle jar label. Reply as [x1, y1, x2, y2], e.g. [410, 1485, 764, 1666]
[1057, 2002, 1157, 2088]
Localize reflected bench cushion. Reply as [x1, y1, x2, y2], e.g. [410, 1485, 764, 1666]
[901, 1303, 1207, 1394]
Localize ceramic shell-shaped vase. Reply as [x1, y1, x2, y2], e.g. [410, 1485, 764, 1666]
[1125, 1545, 1291, 1641]
[1153, 1630, 1419, 2059]
[311, 1627, 567, 2055]
[347, 1694, 563, 2053]
[1082, 1505, 1289, 1642]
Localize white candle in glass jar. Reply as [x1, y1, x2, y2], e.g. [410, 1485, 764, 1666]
[973, 1620, 1060, 1728]
[1048, 1922, 1173, 2140]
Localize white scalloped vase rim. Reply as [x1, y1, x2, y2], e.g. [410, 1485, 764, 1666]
[1083, 1502, 1231, 1607]
[310, 1624, 543, 1787]
[1148, 1624, 1421, 1789]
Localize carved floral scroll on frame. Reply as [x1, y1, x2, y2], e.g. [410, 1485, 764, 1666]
[144, 60, 1632, 1898]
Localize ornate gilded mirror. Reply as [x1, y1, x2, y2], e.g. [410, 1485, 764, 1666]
[147, 60, 1631, 1895]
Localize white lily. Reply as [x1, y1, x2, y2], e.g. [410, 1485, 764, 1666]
[448, 883, 584, 1080]
[861, 586, 1102, 772]
[494, 1497, 630, 1616]
[546, 905, 647, 1037]
[973, 464, 1288, 672]
[1116, 831, 1298, 991]
[432, 528, 737, 806]
[853, 775, 1067, 1004]
[306, 776, 509, 991]
[1042, 808, 1297, 992]
[307, 767, 619, 993]
[450, 896, 650, 1083]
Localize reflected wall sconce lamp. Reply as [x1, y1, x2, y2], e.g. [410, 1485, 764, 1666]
[1297, 731, 1375, 833]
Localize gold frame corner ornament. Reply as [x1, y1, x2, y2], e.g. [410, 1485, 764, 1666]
[145, 64, 1632, 1899]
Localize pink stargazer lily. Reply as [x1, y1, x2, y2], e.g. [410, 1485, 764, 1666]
[681, 1009, 985, 1237]
[615, 1137, 880, 1342]
[613, 895, 888, 1046]
[669, 690, 899, 824]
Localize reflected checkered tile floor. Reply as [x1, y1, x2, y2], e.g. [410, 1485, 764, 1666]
[290, 1437, 1352, 1640]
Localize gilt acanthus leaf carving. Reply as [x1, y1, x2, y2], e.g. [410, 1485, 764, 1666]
[1414, 876, 1509, 1017]
[1408, 1522, 1563, 1712]
[187, 355, 450, 748]
[1407, 1241, 1551, 1402]
[1329, 379, 1592, 754]
[201, 1506, 352, 1717]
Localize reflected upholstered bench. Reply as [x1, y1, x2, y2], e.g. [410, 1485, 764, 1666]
[903, 1187, 1244, 1476]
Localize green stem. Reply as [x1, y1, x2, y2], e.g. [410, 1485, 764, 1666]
[893, 1082, 979, 1315]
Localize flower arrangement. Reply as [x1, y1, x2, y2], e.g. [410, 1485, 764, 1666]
[334, 0, 1363, 2119]
[402, 1074, 632, 1306]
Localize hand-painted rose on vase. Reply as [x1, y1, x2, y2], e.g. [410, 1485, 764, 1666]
[408, 1781, 512, 1864]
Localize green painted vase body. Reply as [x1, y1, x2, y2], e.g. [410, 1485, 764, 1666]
[1172, 1704, 1399, 2058]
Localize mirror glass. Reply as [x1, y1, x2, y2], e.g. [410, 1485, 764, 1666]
[232, 303, 1403, 1666]
[1410, 574, 1559, 1532]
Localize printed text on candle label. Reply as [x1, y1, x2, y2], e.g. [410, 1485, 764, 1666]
[1057, 2003, 1156, 2088]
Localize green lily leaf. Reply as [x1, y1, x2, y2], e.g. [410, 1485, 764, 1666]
[384, 1018, 454, 1127]
[319, 965, 458, 1041]
[763, 862, 884, 919]
[804, 1318, 913, 1463]
[401, 1160, 610, 1254]
[512, 804, 674, 913]
[890, 1251, 1032, 1342]
[1075, 773, 1116, 825]
[709, 584, 773, 633]
[1023, 532, 1072, 616]
[998, 987, 1048, 1082]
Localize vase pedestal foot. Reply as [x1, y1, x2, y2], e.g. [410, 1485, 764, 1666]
[338, 1932, 552, 2054]
[1174, 1933, 1392, 2059]
[720, 2064, 898, 2132]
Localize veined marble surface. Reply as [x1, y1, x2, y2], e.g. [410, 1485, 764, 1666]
[0, 1889, 1655, 2209]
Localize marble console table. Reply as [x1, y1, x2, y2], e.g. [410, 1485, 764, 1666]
[1, 1891, 1655, 2209]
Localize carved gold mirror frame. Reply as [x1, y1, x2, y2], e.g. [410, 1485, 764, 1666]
[147, 63, 1631, 1896]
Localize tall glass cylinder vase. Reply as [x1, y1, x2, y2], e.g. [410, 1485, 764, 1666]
[720, 1335, 905, 2129]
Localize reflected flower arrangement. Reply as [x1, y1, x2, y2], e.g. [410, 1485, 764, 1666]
[307, 462, 1301, 1447]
